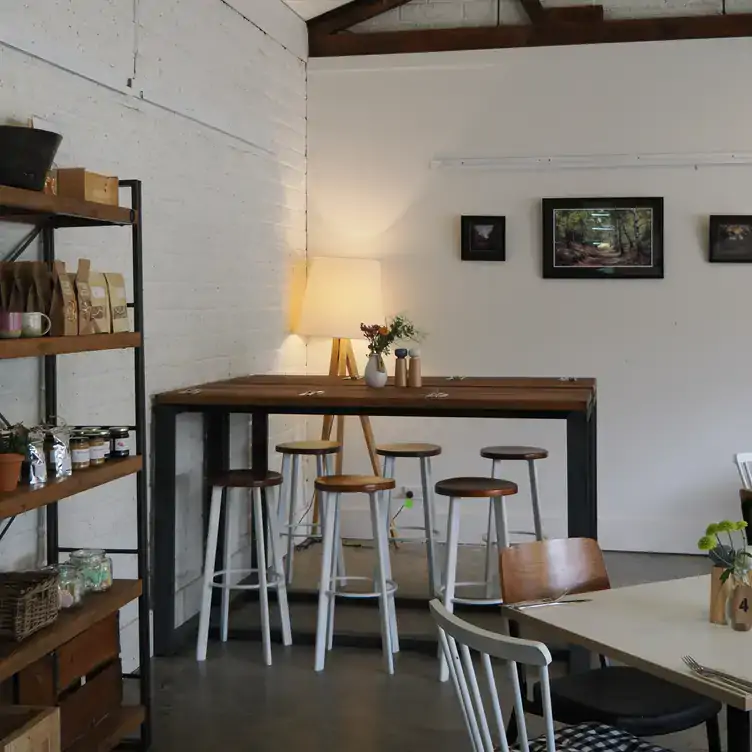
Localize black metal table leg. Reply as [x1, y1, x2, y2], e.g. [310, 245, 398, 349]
[152, 404, 178, 656]
[252, 411, 270, 472]
[566, 409, 597, 540]
[728, 707, 751, 752]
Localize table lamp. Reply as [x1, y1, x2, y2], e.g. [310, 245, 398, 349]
[296, 256, 384, 475]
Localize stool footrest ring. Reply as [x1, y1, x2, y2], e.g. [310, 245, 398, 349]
[324, 575, 398, 599]
[210, 567, 284, 590]
[437, 580, 504, 606]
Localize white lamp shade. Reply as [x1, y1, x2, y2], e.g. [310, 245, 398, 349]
[297, 257, 384, 339]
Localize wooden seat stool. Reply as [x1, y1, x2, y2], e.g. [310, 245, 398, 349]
[276, 440, 342, 585]
[314, 474, 398, 674]
[434, 476, 518, 682]
[480, 446, 547, 597]
[196, 469, 291, 666]
[376, 442, 442, 597]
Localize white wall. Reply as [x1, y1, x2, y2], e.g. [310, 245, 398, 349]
[0, 0, 308, 666]
[307, 39, 752, 553]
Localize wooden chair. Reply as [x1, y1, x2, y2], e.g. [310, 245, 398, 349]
[735, 452, 752, 489]
[499, 538, 721, 752]
[429, 599, 670, 752]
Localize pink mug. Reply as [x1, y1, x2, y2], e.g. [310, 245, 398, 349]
[0, 312, 22, 339]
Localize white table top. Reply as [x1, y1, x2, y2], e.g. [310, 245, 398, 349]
[506, 575, 752, 710]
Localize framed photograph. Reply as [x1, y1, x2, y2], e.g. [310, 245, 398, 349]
[709, 216, 752, 263]
[461, 215, 506, 261]
[542, 198, 664, 279]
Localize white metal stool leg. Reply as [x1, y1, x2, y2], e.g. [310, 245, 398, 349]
[314, 491, 337, 672]
[285, 455, 300, 585]
[319, 455, 346, 579]
[420, 456, 439, 597]
[197, 485, 224, 662]
[528, 459, 544, 540]
[220, 489, 234, 642]
[369, 491, 394, 674]
[484, 459, 508, 598]
[382, 455, 397, 533]
[326, 497, 341, 651]
[440, 496, 461, 682]
[266, 484, 292, 647]
[278, 453, 291, 534]
[380, 455, 399, 652]
[252, 487, 272, 666]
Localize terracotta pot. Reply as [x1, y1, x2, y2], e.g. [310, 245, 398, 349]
[0, 453, 24, 493]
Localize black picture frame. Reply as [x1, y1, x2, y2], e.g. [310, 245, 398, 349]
[709, 215, 752, 263]
[461, 215, 506, 261]
[542, 197, 664, 279]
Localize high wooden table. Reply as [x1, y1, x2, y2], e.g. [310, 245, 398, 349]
[152, 374, 597, 655]
[507, 575, 752, 752]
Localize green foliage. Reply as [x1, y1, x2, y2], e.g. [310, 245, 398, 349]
[0, 424, 27, 456]
[700, 518, 752, 584]
[698, 535, 715, 551]
[718, 520, 735, 533]
[361, 313, 423, 356]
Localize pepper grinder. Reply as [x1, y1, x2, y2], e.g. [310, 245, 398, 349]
[394, 348, 408, 387]
[407, 347, 422, 388]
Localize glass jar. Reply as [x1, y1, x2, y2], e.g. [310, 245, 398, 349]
[69, 433, 90, 471]
[69, 549, 113, 592]
[86, 429, 108, 466]
[110, 428, 130, 459]
[57, 563, 84, 608]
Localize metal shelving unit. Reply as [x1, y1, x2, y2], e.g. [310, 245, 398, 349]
[0, 181, 152, 751]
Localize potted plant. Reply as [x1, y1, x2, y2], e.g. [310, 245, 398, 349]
[360, 314, 421, 388]
[0, 425, 27, 493]
[698, 520, 750, 626]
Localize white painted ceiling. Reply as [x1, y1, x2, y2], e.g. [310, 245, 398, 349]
[283, 1, 350, 20]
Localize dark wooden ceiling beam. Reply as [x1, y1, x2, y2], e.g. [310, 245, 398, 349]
[308, 0, 413, 36]
[309, 13, 752, 57]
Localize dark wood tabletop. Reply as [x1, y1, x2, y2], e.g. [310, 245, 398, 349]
[154, 374, 596, 413]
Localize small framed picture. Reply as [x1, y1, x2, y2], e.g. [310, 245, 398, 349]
[542, 197, 664, 279]
[709, 216, 752, 263]
[461, 216, 506, 261]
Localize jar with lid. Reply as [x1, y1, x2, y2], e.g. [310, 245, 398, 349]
[69, 549, 113, 592]
[69, 433, 90, 471]
[86, 429, 109, 466]
[56, 563, 84, 608]
[110, 428, 130, 459]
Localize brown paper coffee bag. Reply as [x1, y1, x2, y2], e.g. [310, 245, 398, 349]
[88, 269, 111, 333]
[104, 272, 129, 332]
[14, 262, 35, 312]
[0, 263, 17, 312]
[75, 259, 94, 335]
[50, 261, 78, 336]
[31, 262, 52, 315]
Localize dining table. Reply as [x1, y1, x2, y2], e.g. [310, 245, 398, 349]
[505, 575, 752, 752]
[151, 374, 597, 656]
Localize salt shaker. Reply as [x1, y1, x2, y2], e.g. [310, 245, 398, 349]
[408, 347, 422, 388]
[395, 348, 408, 387]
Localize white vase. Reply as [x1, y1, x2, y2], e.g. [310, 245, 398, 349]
[364, 353, 388, 388]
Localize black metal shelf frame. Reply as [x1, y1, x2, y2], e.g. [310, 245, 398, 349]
[1, 182, 152, 750]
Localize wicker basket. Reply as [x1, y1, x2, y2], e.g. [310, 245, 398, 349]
[0, 572, 59, 642]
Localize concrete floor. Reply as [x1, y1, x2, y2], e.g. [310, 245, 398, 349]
[152, 547, 717, 752]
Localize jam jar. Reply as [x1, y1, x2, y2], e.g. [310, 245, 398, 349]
[69, 549, 113, 592]
[110, 428, 130, 458]
[86, 429, 109, 466]
[56, 563, 85, 608]
[69, 433, 90, 471]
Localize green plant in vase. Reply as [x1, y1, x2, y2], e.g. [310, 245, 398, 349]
[360, 314, 422, 388]
[698, 520, 751, 585]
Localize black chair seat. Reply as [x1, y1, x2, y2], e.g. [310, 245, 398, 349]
[531, 666, 721, 737]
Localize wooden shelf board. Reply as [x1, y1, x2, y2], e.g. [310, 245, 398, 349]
[0, 457, 143, 520]
[0, 580, 142, 684]
[0, 332, 141, 360]
[0, 185, 134, 227]
[67, 705, 145, 752]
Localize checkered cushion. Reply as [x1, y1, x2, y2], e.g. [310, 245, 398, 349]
[526, 722, 668, 752]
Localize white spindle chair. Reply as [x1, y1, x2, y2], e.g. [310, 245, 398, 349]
[428, 599, 670, 752]
[735, 453, 752, 490]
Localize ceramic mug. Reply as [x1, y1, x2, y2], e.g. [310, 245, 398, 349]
[0, 312, 23, 339]
[21, 312, 51, 338]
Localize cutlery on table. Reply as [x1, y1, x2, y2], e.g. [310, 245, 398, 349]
[682, 655, 752, 692]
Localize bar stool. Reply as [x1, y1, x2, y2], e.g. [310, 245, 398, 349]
[314, 474, 398, 674]
[376, 442, 441, 597]
[480, 446, 547, 596]
[435, 476, 518, 682]
[196, 469, 291, 666]
[276, 440, 342, 584]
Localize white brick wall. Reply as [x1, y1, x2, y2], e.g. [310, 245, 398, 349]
[0, 0, 308, 668]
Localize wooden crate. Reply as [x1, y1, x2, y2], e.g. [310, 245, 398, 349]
[0, 707, 60, 752]
[55, 170, 119, 206]
[17, 615, 122, 750]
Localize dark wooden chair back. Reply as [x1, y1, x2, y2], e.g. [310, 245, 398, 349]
[499, 538, 611, 604]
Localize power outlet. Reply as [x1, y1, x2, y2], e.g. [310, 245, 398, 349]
[393, 485, 423, 501]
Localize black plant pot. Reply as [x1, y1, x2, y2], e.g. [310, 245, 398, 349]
[0, 126, 62, 191]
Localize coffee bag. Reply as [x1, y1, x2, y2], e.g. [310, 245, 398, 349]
[88, 269, 111, 333]
[104, 272, 129, 332]
[75, 259, 94, 335]
[50, 261, 78, 336]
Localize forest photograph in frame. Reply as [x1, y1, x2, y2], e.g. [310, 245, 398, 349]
[542, 197, 664, 279]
